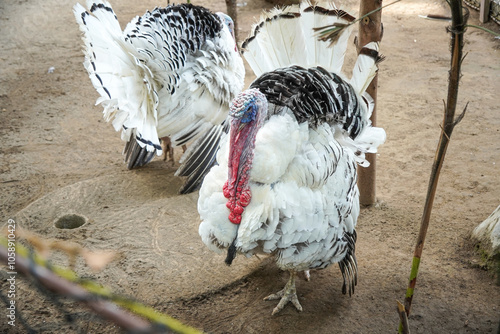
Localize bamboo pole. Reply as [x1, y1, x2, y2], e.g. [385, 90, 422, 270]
[400, 0, 468, 331]
[357, 0, 383, 206]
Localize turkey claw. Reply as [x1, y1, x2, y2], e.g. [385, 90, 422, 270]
[265, 289, 303, 315]
[264, 271, 302, 315]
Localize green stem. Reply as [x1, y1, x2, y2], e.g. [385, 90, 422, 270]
[465, 24, 500, 37]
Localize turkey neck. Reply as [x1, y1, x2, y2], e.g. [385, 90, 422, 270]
[223, 109, 265, 225]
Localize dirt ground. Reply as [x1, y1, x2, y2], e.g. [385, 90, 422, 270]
[1, 0, 499, 333]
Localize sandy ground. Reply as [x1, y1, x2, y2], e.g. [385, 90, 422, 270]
[1, 0, 500, 333]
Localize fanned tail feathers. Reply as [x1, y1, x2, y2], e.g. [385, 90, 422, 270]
[241, 1, 356, 76]
[343, 42, 385, 167]
[123, 130, 157, 169]
[242, 1, 384, 168]
[350, 41, 383, 95]
[74, 1, 163, 155]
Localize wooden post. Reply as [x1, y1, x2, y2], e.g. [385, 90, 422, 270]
[480, 0, 491, 23]
[225, 0, 239, 41]
[357, 0, 383, 206]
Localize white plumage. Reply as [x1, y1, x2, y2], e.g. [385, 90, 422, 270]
[242, 1, 355, 76]
[198, 1, 386, 314]
[74, 1, 245, 193]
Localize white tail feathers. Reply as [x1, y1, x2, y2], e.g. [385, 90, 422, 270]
[299, 1, 352, 73]
[74, 1, 162, 153]
[351, 125, 386, 167]
[333, 89, 385, 168]
[345, 42, 384, 167]
[242, 1, 355, 77]
[350, 41, 381, 95]
[335, 121, 386, 168]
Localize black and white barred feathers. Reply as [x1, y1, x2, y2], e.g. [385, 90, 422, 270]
[74, 1, 244, 193]
[198, 1, 386, 314]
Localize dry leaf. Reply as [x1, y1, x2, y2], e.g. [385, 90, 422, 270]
[81, 249, 116, 272]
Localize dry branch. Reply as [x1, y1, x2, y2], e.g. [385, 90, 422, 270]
[0, 236, 203, 334]
[0, 244, 156, 332]
[397, 300, 410, 334]
[400, 0, 469, 331]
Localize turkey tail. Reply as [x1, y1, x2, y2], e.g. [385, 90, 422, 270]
[175, 121, 230, 194]
[335, 92, 386, 168]
[73, 1, 124, 107]
[338, 230, 357, 296]
[241, 1, 355, 76]
[123, 130, 157, 169]
[74, 1, 163, 156]
[300, 1, 355, 73]
[343, 42, 385, 167]
[350, 42, 384, 95]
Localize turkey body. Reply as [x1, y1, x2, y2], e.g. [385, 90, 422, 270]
[198, 67, 366, 314]
[198, 1, 385, 314]
[74, 1, 244, 193]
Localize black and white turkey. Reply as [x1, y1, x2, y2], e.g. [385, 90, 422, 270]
[198, 1, 386, 314]
[74, 1, 244, 193]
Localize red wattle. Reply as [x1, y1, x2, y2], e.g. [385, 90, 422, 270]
[239, 189, 251, 207]
[233, 204, 244, 215]
[229, 212, 241, 224]
[223, 181, 231, 199]
[224, 115, 260, 225]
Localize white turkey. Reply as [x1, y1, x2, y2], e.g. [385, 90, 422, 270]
[74, 1, 245, 193]
[198, 2, 386, 315]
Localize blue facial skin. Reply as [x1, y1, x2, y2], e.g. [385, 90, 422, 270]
[217, 12, 234, 36]
[230, 96, 257, 123]
[223, 15, 234, 36]
[241, 104, 257, 123]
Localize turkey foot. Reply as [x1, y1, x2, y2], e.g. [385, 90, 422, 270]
[160, 137, 187, 166]
[160, 136, 175, 165]
[264, 270, 302, 315]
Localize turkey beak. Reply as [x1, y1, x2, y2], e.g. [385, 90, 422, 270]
[238, 123, 246, 132]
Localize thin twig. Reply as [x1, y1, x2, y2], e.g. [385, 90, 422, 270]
[439, 124, 451, 140]
[314, 0, 401, 45]
[465, 24, 500, 38]
[453, 102, 468, 127]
